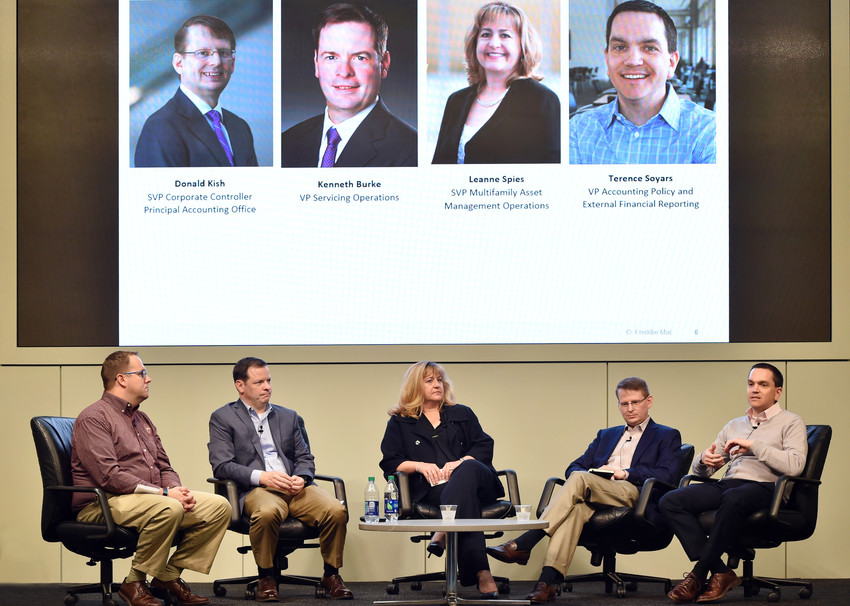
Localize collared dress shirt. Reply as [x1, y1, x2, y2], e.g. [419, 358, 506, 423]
[570, 83, 716, 164]
[241, 401, 291, 486]
[70, 392, 181, 512]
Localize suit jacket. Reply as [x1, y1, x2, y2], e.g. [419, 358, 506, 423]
[208, 400, 314, 512]
[135, 88, 259, 167]
[281, 99, 417, 167]
[566, 419, 682, 487]
[379, 403, 504, 504]
[566, 419, 681, 526]
[432, 78, 560, 164]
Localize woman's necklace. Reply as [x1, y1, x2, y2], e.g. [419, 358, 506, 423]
[476, 88, 509, 107]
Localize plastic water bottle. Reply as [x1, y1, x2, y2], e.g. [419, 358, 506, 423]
[384, 475, 399, 521]
[364, 476, 380, 523]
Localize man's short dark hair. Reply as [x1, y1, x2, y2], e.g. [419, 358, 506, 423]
[312, 2, 388, 56]
[233, 357, 268, 383]
[174, 15, 236, 53]
[616, 376, 650, 399]
[606, 0, 677, 53]
[101, 350, 139, 389]
[751, 363, 784, 388]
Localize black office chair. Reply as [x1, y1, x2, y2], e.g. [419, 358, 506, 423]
[385, 468, 521, 595]
[207, 415, 347, 600]
[31, 416, 164, 606]
[535, 444, 695, 598]
[680, 424, 831, 602]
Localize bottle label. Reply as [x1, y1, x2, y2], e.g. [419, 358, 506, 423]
[385, 499, 398, 515]
[365, 501, 379, 516]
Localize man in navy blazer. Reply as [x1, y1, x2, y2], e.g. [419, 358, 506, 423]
[281, 3, 416, 168]
[135, 15, 258, 168]
[208, 357, 352, 601]
[487, 377, 682, 604]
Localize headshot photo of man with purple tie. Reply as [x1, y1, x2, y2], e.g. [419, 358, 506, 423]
[281, 1, 417, 168]
[132, 3, 273, 168]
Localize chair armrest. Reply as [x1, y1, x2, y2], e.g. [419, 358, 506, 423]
[315, 473, 348, 520]
[632, 477, 676, 521]
[47, 484, 119, 539]
[395, 471, 414, 519]
[768, 474, 821, 519]
[207, 477, 243, 526]
[679, 474, 719, 488]
[497, 469, 521, 507]
[536, 477, 565, 519]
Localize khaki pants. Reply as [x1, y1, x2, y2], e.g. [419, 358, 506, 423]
[77, 491, 231, 578]
[244, 484, 347, 569]
[540, 472, 640, 574]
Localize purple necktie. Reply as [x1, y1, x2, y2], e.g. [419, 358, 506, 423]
[320, 127, 341, 168]
[206, 110, 234, 166]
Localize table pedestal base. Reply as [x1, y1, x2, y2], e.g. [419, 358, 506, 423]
[373, 533, 532, 606]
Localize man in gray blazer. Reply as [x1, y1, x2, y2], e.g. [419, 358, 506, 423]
[208, 357, 352, 602]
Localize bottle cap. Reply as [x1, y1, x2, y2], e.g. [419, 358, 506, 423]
[368, 476, 375, 481]
[388, 475, 395, 481]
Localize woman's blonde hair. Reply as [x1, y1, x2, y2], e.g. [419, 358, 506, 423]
[389, 361, 457, 418]
[464, 1, 544, 90]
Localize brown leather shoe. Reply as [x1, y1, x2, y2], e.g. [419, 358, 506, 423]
[320, 574, 353, 600]
[255, 576, 279, 602]
[668, 572, 705, 603]
[486, 540, 530, 565]
[696, 570, 742, 603]
[150, 578, 210, 605]
[118, 579, 162, 606]
[526, 581, 556, 604]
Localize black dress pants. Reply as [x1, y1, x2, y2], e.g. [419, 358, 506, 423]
[660, 478, 774, 571]
[422, 459, 502, 586]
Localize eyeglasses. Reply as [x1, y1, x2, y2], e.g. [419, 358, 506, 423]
[181, 48, 235, 60]
[122, 369, 148, 379]
[617, 395, 649, 408]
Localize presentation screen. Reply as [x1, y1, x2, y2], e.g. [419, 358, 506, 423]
[15, 0, 834, 352]
[120, 0, 726, 346]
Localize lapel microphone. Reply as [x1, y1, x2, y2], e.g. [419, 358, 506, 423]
[258, 424, 264, 435]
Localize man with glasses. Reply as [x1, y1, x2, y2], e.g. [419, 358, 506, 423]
[71, 351, 232, 606]
[661, 364, 807, 603]
[486, 377, 682, 604]
[135, 15, 259, 167]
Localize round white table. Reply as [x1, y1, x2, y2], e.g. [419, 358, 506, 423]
[359, 518, 548, 606]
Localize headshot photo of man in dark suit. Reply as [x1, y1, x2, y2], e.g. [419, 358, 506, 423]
[281, 2, 417, 168]
[135, 15, 259, 168]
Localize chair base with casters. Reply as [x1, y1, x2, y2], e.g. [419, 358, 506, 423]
[537, 444, 695, 599]
[211, 541, 324, 600]
[680, 424, 831, 603]
[385, 469, 521, 597]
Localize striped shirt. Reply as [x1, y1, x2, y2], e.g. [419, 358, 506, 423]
[569, 84, 716, 164]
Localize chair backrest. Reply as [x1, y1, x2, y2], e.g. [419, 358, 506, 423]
[784, 424, 831, 538]
[677, 444, 696, 484]
[30, 416, 77, 542]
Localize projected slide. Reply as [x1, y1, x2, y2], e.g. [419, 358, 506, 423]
[120, 0, 727, 346]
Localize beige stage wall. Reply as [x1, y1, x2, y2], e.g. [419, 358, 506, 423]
[2, 360, 849, 584]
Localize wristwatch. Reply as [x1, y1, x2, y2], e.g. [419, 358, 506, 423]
[163, 487, 169, 496]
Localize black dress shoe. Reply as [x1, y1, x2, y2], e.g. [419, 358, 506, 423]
[427, 541, 445, 558]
